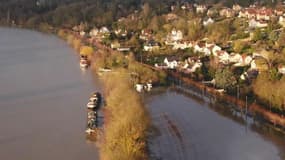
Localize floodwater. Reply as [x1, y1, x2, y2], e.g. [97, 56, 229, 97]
[146, 87, 285, 160]
[0, 28, 101, 160]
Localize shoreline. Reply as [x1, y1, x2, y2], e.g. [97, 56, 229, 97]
[57, 29, 152, 160]
[1, 26, 284, 159]
[58, 27, 285, 133]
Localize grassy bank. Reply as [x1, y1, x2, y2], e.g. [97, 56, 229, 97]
[57, 29, 167, 160]
[99, 69, 150, 160]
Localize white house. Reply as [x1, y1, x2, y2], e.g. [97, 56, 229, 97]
[135, 84, 144, 92]
[173, 41, 194, 50]
[111, 41, 120, 49]
[234, 55, 252, 66]
[279, 15, 285, 27]
[194, 43, 205, 53]
[212, 45, 222, 56]
[217, 50, 230, 63]
[278, 65, 285, 74]
[144, 41, 160, 52]
[229, 53, 242, 63]
[233, 4, 242, 11]
[202, 47, 212, 56]
[114, 29, 127, 37]
[139, 29, 153, 41]
[250, 60, 257, 70]
[89, 28, 99, 37]
[190, 60, 203, 72]
[164, 58, 178, 69]
[196, 5, 207, 13]
[203, 17, 214, 26]
[80, 31, 86, 37]
[220, 8, 235, 18]
[100, 27, 110, 35]
[249, 19, 268, 28]
[168, 29, 183, 42]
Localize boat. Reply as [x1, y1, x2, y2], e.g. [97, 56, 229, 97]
[85, 128, 96, 134]
[87, 111, 97, 119]
[86, 118, 97, 134]
[89, 96, 99, 102]
[87, 101, 97, 109]
[80, 59, 89, 68]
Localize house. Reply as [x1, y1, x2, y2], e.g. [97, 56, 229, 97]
[203, 17, 214, 26]
[241, 69, 259, 80]
[145, 83, 153, 92]
[155, 63, 168, 69]
[212, 45, 222, 55]
[117, 47, 130, 52]
[181, 2, 193, 11]
[135, 84, 144, 92]
[194, 42, 205, 53]
[111, 41, 120, 49]
[144, 40, 160, 52]
[219, 8, 235, 18]
[278, 65, 285, 74]
[239, 7, 273, 21]
[275, 8, 284, 16]
[203, 47, 212, 56]
[207, 8, 218, 17]
[80, 31, 86, 37]
[196, 5, 207, 13]
[139, 29, 153, 41]
[279, 15, 285, 27]
[169, 29, 183, 42]
[100, 27, 110, 34]
[256, 8, 273, 21]
[165, 13, 179, 22]
[250, 58, 269, 71]
[164, 57, 179, 69]
[216, 50, 230, 63]
[233, 4, 242, 11]
[172, 41, 194, 50]
[229, 53, 242, 63]
[189, 60, 203, 72]
[249, 19, 268, 28]
[234, 55, 252, 66]
[89, 28, 99, 37]
[114, 29, 127, 37]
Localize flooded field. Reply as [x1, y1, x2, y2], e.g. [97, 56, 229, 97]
[146, 87, 285, 160]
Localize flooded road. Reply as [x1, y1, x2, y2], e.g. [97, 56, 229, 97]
[0, 28, 100, 160]
[147, 88, 285, 160]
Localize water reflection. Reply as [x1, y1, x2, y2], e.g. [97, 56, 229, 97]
[0, 28, 100, 160]
[146, 86, 285, 160]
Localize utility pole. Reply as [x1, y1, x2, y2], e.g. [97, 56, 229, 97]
[7, 9, 10, 25]
[237, 84, 240, 105]
[245, 96, 248, 121]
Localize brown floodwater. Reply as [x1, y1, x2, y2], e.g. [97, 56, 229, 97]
[0, 28, 101, 160]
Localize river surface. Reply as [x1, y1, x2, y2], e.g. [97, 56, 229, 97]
[0, 28, 101, 160]
[146, 88, 285, 160]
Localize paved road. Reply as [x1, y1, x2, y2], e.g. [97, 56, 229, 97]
[146, 88, 283, 160]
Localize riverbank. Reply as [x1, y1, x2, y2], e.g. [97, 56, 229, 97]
[168, 70, 285, 133]
[57, 27, 285, 133]
[56, 29, 168, 160]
